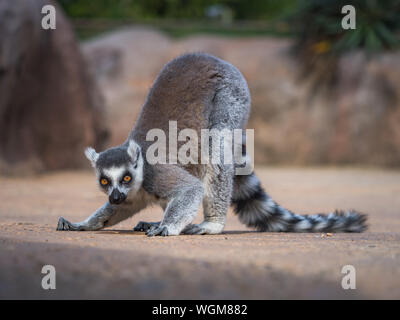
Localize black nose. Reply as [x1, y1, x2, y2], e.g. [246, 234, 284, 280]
[109, 189, 126, 204]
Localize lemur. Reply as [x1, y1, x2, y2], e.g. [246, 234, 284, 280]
[57, 53, 367, 236]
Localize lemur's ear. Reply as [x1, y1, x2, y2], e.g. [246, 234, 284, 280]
[84, 147, 99, 167]
[127, 139, 140, 164]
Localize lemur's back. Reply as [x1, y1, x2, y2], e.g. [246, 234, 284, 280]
[131, 53, 251, 161]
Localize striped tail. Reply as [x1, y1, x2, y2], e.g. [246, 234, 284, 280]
[231, 173, 367, 233]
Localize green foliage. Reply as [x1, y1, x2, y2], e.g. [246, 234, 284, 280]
[285, 0, 400, 90]
[58, 0, 296, 20]
[58, 0, 400, 50]
[57, 0, 298, 39]
[288, 0, 400, 55]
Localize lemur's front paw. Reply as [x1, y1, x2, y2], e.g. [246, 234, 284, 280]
[133, 221, 160, 232]
[56, 217, 80, 231]
[146, 225, 171, 237]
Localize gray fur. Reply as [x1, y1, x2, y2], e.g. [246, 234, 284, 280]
[57, 52, 367, 235]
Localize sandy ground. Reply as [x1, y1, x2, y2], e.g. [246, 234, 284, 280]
[0, 167, 399, 299]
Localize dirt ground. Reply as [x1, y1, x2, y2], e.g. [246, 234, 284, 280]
[0, 167, 399, 299]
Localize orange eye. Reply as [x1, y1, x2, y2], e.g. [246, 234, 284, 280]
[100, 178, 108, 186]
[123, 175, 131, 182]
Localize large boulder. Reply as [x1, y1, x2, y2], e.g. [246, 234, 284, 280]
[82, 28, 171, 146]
[83, 28, 400, 167]
[0, 0, 108, 174]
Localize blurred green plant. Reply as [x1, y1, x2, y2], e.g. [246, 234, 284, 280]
[58, 0, 296, 20]
[289, 0, 399, 54]
[57, 0, 298, 39]
[286, 0, 400, 88]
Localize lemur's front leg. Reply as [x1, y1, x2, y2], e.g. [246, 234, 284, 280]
[143, 165, 204, 237]
[57, 200, 145, 231]
[146, 186, 204, 236]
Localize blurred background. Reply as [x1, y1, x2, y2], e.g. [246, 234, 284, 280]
[1, 0, 400, 174]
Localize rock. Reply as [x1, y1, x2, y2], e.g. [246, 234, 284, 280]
[0, 0, 108, 174]
[82, 27, 400, 167]
[81, 27, 170, 146]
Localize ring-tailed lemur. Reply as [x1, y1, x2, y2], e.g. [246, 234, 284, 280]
[57, 53, 367, 236]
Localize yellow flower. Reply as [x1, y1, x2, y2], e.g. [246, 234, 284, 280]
[312, 41, 331, 54]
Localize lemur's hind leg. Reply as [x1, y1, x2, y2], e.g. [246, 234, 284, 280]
[183, 164, 233, 235]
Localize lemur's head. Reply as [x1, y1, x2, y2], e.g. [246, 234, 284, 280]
[84, 139, 143, 205]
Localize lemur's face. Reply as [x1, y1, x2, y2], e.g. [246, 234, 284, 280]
[85, 140, 143, 205]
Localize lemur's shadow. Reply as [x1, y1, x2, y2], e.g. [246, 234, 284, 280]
[96, 229, 257, 235]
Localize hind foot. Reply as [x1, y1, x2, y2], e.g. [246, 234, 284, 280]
[182, 221, 224, 235]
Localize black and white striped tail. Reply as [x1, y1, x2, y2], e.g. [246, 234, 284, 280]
[232, 173, 367, 233]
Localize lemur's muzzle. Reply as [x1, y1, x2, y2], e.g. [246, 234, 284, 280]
[109, 189, 126, 205]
